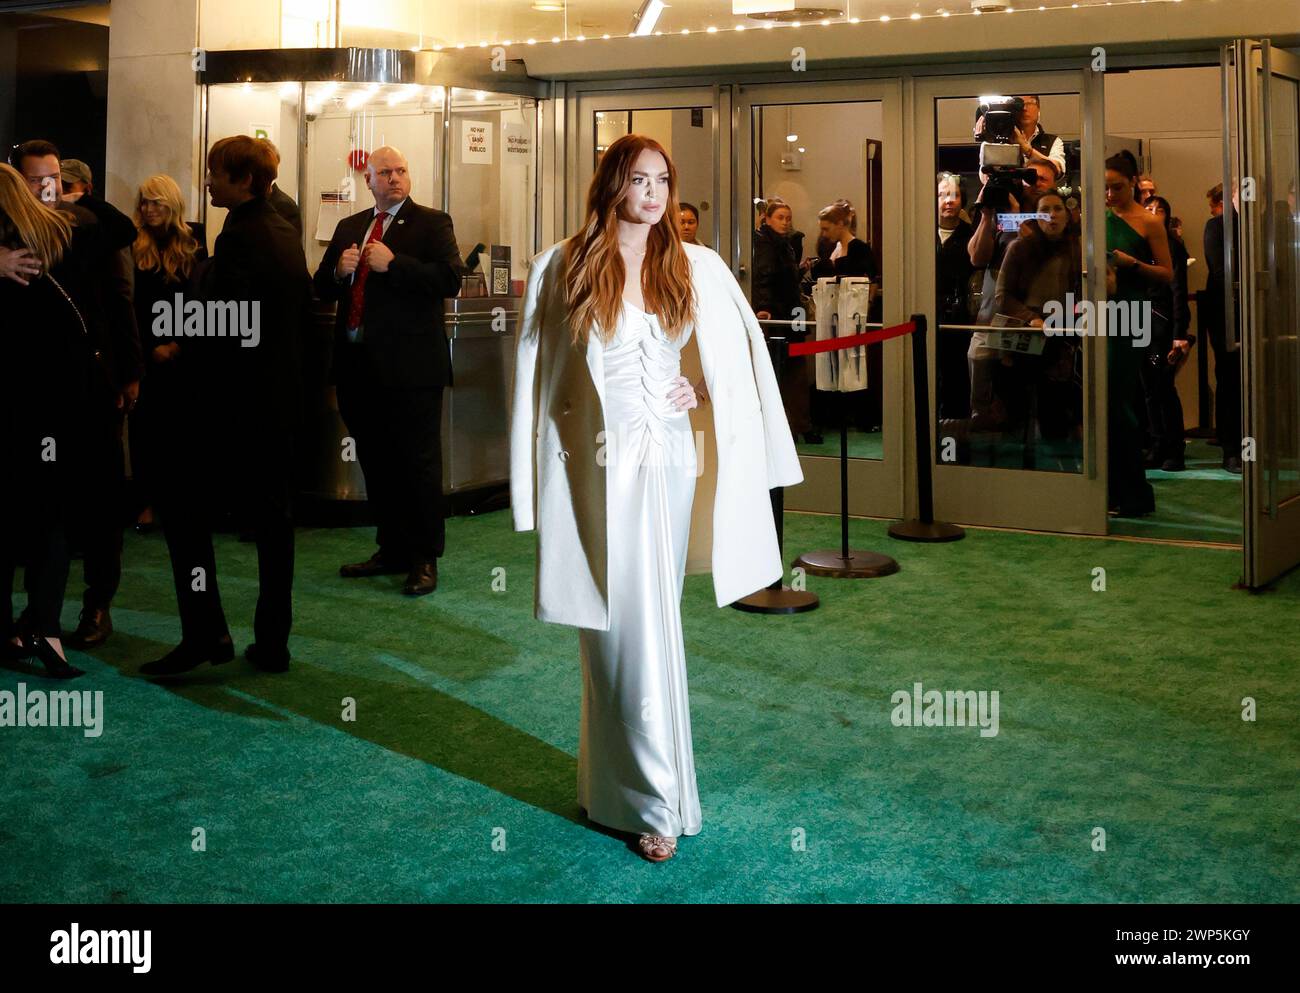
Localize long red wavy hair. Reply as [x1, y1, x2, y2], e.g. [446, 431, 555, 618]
[563, 134, 696, 345]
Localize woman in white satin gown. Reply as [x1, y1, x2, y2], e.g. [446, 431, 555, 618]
[578, 139, 706, 863]
[577, 293, 701, 856]
[512, 133, 803, 862]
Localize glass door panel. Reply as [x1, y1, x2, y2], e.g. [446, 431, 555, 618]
[738, 79, 903, 520]
[917, 71, 1109, 534]
[1229, 39, 1300, 587]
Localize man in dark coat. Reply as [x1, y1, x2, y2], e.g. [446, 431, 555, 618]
[314, 145, 463, 597]
[141, 135, 312, 676]
[1202, 184, 1242, 474]
[10, 141, 142, 650]
[265, 143, 305, 238]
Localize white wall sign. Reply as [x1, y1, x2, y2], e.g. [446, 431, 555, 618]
[462, 120, 493, 165]
[502, 123, 531, 159]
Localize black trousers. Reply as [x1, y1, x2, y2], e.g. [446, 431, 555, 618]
[1140, 351, 1187, 462]
[72, 406, 126, 611]
[1209, 328, 1242, 453]
[937, 329, 973, 421]
[1, 520, 70, 640]
[337, 346, 446, 564]
[156, 423, 295, 651]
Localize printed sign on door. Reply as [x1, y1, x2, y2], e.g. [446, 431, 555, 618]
[462, 120, 493, 165]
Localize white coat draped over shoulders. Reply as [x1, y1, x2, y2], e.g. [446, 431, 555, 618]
[509, 239, 803, 630]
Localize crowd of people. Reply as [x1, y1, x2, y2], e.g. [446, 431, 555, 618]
[744, 193, 883, 445]
[737, 92, 1245, 520]
[1, 135, 464, 680]
[0, 104, 1278, 681]
[924, 95, 1240, 518]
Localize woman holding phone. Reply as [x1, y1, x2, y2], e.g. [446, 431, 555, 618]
[510, 134, 801, 862]
[1104, 150, 1172, 517]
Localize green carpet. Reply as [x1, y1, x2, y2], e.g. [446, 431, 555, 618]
[796, 429, 883, 460]
[2, 511, 1296, 903]
[1109, 439, 1243, 544]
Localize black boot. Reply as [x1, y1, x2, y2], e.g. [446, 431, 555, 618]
[21, 633, 85, 680]
[140, 638, 235, 676]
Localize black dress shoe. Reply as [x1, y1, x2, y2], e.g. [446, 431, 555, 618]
[245, 643, 290, 673]
[803, 431, 825, 444]
[1223, 455, 1244, 474]
[1161, 458, 1186, 472]
[140, 638, 235, 676]
[402, 561, 438, 596]
[21, 633, 84, 680]
[67, 606, 113, 650]
[340, 552, 409, 578]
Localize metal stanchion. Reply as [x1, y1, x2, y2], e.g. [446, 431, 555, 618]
[733, 329, 819, 614]
[889, 313, 965, 542]
[788, 314, 899, 579]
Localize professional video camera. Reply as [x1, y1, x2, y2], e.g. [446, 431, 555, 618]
[974, 95, 1039, 212]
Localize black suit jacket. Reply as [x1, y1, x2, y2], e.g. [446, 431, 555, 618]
[313, 198, 463, 389]
[199, 196, 312, 430]
[54, 201, 143, 397]
[268, 184, 304, 238]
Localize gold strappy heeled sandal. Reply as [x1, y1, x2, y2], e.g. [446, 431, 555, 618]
[638, 833, 677, 862]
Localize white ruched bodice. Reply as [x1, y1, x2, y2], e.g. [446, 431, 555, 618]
[600, 300, 695, 470]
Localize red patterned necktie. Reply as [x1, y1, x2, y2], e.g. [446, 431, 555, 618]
[346, 212, 387, 332]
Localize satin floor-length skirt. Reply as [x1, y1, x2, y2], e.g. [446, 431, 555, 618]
[576, 300, 702, 839]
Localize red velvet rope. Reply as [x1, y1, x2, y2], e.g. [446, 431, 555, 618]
[786, 319, 917, 356]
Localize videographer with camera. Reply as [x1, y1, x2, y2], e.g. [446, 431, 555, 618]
[964, 96, 1063, 439]
[974, 94, 1065, 179]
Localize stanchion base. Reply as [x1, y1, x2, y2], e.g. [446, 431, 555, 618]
[888, 520, 966, 543]
[793, 550, 900, 578]
[731, 587, 820, 614]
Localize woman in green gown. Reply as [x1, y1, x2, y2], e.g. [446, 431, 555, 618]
[1104, 151, 1172, 516]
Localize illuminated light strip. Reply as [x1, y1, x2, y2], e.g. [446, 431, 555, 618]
[428, 2, 1190, 50]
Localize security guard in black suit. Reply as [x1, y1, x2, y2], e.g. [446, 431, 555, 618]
[313, 145, 463, 596]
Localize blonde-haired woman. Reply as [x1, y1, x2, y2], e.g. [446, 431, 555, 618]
[0, 162, 92, 679]
[511, 134, 802, 862]
[129, 174, 205, 533]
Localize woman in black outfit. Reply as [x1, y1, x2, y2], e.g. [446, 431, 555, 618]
[936, 172, 976, 420]
[128, 174, 207, 529]
[752, 198, 817, 442]
[1141, 195, 1193, 472]
[0, 163, 94, 678]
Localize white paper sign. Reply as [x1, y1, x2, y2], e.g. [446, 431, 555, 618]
[462, 120, 493, 165]
[502, 123, 531, 159]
